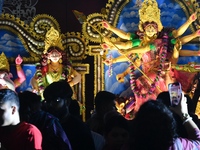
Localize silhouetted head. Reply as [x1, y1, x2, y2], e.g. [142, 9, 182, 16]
[104, 114, 130, 149]
[43, 80, 73, 119]
[18, 91, 42, 121]
[94, 91, 117, 117]
[131, 100, 177, 150]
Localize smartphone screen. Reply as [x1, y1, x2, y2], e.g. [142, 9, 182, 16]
[168, 82, 182, 107]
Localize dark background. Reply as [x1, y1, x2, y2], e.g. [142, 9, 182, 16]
[36, 0, 108, 33]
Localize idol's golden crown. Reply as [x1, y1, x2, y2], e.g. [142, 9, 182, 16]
[43, 27, 65, 54]
[0, 52, 10, 72]
[139, 0, 163, 32]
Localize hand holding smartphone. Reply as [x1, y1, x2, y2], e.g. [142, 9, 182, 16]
[168, 82, 182, 107]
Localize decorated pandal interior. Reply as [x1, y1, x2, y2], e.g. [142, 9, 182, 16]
[0, 0, 200, 120]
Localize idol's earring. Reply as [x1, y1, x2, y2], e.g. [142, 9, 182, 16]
[59, 59, 62, 63]
[47, 59, 51, 64]
[153, 34, 158, 40]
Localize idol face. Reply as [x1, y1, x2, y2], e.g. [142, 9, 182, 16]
[144, 24, 157, 37]
[44, 97, 67, 118]
[48, 49, 62, 63]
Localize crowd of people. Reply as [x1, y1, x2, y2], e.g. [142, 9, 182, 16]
[0, 79, 200, 149]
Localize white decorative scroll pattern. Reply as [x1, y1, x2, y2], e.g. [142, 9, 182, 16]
[2, 0, 38, 24]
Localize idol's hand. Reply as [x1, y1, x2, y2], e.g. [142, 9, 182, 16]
[164, 61, 171, 71]
[102, 20, 111, 30]
[189, 12, 197, 23]
[197, 50, 200, 56]
[103, 58, 113, 66]
[101, 38, 116, 50]
[194, 29, 200, 37]
[116, 73, 125, 83]
[101, 43, 110, 49]
[174, 38, 182, 51]
[15, 55, 23, 65]
[103, 36, 114, 47]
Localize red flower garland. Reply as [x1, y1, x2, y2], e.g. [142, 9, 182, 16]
[129, 34, 168, 98]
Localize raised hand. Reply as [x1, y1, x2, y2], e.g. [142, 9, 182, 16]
[189, 12, 197, 23]
[101, 36, 115, 49]
[116, 73, 125, 82]
[15, 55, 23, 65]
[197, 50, 200, 56]
[195, 29, 200, 37]
[102, 20, 111, 30]
[103, 58, 113, 66]
[101, 43, 110, 49]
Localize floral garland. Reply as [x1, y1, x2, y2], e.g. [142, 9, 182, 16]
[35, 62, 45, 94]
[35, 62, 69, 96]
[108, 54, 113, 77]
[129, 34, 168, 98]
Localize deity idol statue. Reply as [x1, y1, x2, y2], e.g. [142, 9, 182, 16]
[101, 0, 200, 111]
[0, 52, 25, 91]
[31, 27, 81, 99]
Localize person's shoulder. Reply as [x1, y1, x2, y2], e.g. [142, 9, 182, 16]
[20, 121, 37, 128]
[86, 114, 101, 123]
[20, 121, 42, 134]
[42, 111, 62, 126]
[91, 131, 105, 150]
[38, 110, 59, 120]
[172, 135, 200, 149]
[29, 111, 60, 129]
[66, 115, 91, 129]
[91, 130, 105, 141]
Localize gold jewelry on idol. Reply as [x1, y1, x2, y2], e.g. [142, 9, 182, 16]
[0, 52, 10, 72]
[138, 0, 163, 32]
[47, 59, 51, 64]
[43, 27, 65, 54]
[58, 59, 62, 63]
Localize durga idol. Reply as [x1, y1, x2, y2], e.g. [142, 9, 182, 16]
[31, 27, 81, 99]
